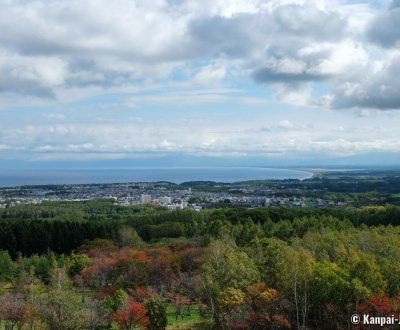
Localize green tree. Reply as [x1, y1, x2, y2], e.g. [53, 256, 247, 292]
[202, 238, 260, 290]
[0, 250, 15, 282]
[38, 266, 85, 330]
[337, 249, 386, 294]
[201, 238, 260, 320]
[247, 237, 288, 288]
[310, 262, 355, 327]
[117, 226, 144, 248]
[144, 298, 167, 330]
[102, 289, 128, 313]
[67, 253, 91, 277]
[277, 247, 314, 330]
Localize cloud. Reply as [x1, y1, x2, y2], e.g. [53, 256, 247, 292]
[1, 111, 400, 160]
[0, 51, 67, 97]
[278, 120, 294, 129]
[0, 144, 14, 150]
[0, 0, 353, 99]
[0, 0, 189, 97]
[0, 0, 391, 113]
[42, 113, 66, 120]
[368, 0, 400, 48]
[189, 15, 260, 58]
[192, 62, 227, 85]
[1, 0, 400, 163]
[272, 3, 347, 42]
[330, 54, 400, 110]
[253, 68, 326, 84]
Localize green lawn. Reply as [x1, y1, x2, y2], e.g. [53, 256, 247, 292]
[166, 304, 210, 330]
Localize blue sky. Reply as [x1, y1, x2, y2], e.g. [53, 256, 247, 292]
[1, 0, 400, 167]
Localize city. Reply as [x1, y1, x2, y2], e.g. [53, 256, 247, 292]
[0, 174, 355, 210]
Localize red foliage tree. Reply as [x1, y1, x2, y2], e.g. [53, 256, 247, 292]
[131, 286, 157, 301]
[118, 247, 150, 264]
[113, 298, 149, 329]
[0, 294, 27, 330]
[80, 256, 117, 287]
[359, 294, 396, 316]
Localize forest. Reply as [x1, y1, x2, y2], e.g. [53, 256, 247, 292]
[1, 200, 400, 329]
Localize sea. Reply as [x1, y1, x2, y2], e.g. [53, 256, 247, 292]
[0, 167, 313, 187]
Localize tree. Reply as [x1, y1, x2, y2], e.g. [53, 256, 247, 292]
[0, 294, 27, 330]
[216, 287, 246, 329]
[202, 238, 260, 289]
[80, 256, 117, 288]
[235, 218, 264, 246]
[67, 253, 91, 277]
[38, 285, 86, 330]
[102, 289, 128, 314]
[359, 294, 396, 317]
[310, 262, 354, 328]
[247, 238, 288, 288]
[337, 249, 386, 294]
[13, 268, 44, 330]
[246, 283, 290, 330]
[277, 247, 314, 330]
[38, 266, 85, 330]
[201, 239, 260, 320]
[144, 298, 167, 330]
[0, 250, 15, 282]
[113, 297, 149, 329]
[117, 226, 144, 248]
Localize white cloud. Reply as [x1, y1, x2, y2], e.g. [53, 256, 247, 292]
[1, 111, 400, 159]
[278, 120, 295, 129]
[1, 0, 400, 161]
[193, 63, 227, 85]
[42, 113, 66, 120]
[0, 0, 396, 112]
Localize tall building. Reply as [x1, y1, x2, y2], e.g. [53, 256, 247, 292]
[159, 196, 172, 205]
[140, 194, 152, 204]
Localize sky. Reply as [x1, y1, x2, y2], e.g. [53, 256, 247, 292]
[1, 0, 400, 167]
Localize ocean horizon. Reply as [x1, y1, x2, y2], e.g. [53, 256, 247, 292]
[0, 167, 313, 188]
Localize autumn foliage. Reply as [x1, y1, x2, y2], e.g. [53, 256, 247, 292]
[113, 298, 149, 329]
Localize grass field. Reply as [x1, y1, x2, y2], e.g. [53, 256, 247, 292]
[166, 304, 211, 329]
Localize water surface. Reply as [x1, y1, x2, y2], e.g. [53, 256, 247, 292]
[0, 167, 312, 187]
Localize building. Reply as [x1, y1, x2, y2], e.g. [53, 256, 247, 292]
[159, 196, 172, 205]
[140, 194, 152, 204]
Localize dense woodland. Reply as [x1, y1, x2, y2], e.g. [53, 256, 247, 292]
[2, 200, 400, 329]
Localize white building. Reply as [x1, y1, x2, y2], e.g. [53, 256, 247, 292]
[168, 204, 184, 210]
[159, 196, 172, 205]
[140, 194, 152, 204]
